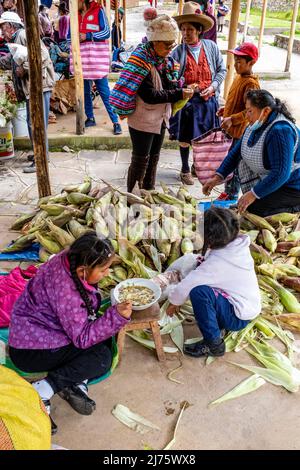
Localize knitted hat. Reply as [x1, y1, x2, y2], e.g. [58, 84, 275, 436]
[143, 7, 158, 26]
[146, 14, 179, 42]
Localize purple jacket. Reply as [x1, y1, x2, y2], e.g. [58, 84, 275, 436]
[9, 252, 129, 350]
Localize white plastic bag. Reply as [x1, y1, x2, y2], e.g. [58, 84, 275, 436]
[166, 253, 199, 279]
[7, 43, 28, 65]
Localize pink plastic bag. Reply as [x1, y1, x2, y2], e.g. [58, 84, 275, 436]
[0, 266, 37, 328]
[192, 128, 233, 184]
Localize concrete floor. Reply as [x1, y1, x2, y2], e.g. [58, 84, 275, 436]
[1, 150, 300, 450]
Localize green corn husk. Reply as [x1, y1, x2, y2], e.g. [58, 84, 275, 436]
[266, 212, 298, 226]
[98, 275, 116, 289]
[261, 275, 300, 313]
[10, 211, 37, 231]
[276, 264, 300, 277]
[181, 238, 194, 255]
[111, 239, 119, 253]
[48, 210, 72, 228]
[254, 317, 275, 338]
[167, 239, 182, 266]
[62, 177, 92, 194]
[277, 222, 289, 241]
[85, 207, 95, 227]
[179, 186, 198, 206]
[246, 230, 260, 243]
[156, 237, 172, 258]
[286, 231, 300, 242]
[257, 263, 278, 278]
[118, 239, 146, 270]
[126, 331, 178, 354]
[112, 266, 127, 282]
[1, 233, 36, 253]
[243, 212, 276, 233]
[250, 242, 273, 264]
[66, 192, 95, 205]
[148, 243, 162, 272]
[39, 247, 51, 263]
[35, 232, 62, 254]
[209, 374, 266, 407]
[288, 246, 300, 257]
[262, 229, 277, 253]
[38, 193, 68, 207]
[40, 203, 67, 216]
[46, 220, 75, 247]
[135, 259, 158, 279]
[127, 219, 147, 245]
[68, 219, 89, 238]
[161, 216, 180, 243]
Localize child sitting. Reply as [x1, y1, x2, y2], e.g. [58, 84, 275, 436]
[166, 207, 261, 357]
[8, 232, 132, 434]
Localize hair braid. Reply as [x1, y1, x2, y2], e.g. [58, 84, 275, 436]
[69, 253, 96, 319]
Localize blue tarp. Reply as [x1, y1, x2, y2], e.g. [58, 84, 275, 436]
[0, 243, 40, 261]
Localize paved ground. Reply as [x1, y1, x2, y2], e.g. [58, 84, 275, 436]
[1, 3, 300, 451]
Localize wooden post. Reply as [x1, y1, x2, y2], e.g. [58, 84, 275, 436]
[284, 0, 300, 72]
[23, 0, 51, 198]
[123, 0, 126, 43]
[223, 0, 241, 99]
[178, 0, 184, 15]
[115, 0, 120, 48]
[105, 0, 112, 52]
[69, 0, 85, 135]
[242, 0, 251, 42]
[258, 0, 268, 53]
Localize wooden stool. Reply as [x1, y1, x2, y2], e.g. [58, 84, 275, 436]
[117, 302, 165, 363]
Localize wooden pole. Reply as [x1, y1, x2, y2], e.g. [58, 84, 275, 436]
[178, 0, 184, 15]
[23, 0, 51, 198]
[105, 0, 112, 52]
[258, 0, 268, 53]
[69, 0, 85, 135]
[223, 0, 241, 99]
[115, 0, 120, 48]
[123, 0, 126, 43]
[242, 0, 251, 42]
[284, 0, 300, 72]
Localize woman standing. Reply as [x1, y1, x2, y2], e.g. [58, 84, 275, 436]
[110, 14, 194, 192]
[170, 2, 226, 185]
[203, 90, 300, 216]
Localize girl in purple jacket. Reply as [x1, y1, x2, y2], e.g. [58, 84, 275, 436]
[9, 232, 132, 434]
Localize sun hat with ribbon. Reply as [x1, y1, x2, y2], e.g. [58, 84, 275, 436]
[173, 1, 214, 32]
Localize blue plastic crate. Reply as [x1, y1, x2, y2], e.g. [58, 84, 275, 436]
[198, 200, 238, 211]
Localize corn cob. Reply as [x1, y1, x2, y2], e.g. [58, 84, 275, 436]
[181, 238, 194, 255]
[245, 230, 260, 243]
[250, 242, 273, 264]
[46, 220, 75, 247]
[68, 219, 89, 238]
[288, 246, 300, 257]
[261, 275, 300, 313]
[10, 211, 38, 231]
[1, 233, 36, 253]
[35, 232, 62, 254]
[243, 212, 276, 233]
[262, 229, 277, 253]
[265, 212, 298, 226]
[40, 204, 67, 216]
[287, 231, 300, 242]
[66, 192, 95, 205]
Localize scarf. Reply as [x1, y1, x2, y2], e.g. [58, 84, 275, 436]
[109, 42, 181, 117]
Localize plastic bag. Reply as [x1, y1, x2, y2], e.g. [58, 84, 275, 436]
[7, 43, 28, 65]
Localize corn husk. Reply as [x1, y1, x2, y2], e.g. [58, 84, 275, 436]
[10, 211, 37, 231]
[262, 229, 277, 253]
[163, 401, 188, 450]
[40, 203, 67, 216]
[126, 331, 178, 353]
[181, 238, 194, 255]
[112, 266, 127, 282]
[288, 246, 300, 257]
[50, 210, 73, 228]
[46, 220, 75, 247]
[39, 247, 51, 263]
[243, 212, 276, 233]
[68, 219, 89, 238]
[250, 242, 273, 264]
[111, 404, 160, 434]
[62, 177, 91, 194]
[35, 232, 62, 254]
[209, 374, 266, 407]
[286, 231, 300, 242]
[266, 212, 298, 225]
[1, 233, 36, 253]
[245, 230, 260, 243]
[170, 323, 184, 354]
[66, 192, 94, 205]
[261, 275, 300, 313]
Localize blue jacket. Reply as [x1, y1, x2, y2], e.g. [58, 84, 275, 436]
[171, 41, 226, 98]
[217, 112, 300, 199]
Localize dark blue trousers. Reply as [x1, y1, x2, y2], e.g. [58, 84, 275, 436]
[190, 285, 249, 341]
[84, 77, 118, 124]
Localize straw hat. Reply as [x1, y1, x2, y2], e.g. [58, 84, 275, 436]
[173, 2, 214, 32]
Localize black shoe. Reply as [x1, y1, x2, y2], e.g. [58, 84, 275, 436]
[42, 399, 58, 435]
[27, 154, 34, 162]
[58, 384, 96, 415]
[113, 123, 122, 135]
[23, 162, 36, 173]
[85, 117, 96, 128]
[183, 338, 225, 358]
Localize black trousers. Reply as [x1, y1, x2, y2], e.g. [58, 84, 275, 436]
[248, 186, 300, 217]
[127, 126, 165, 192]
[9, 341, 112, 394]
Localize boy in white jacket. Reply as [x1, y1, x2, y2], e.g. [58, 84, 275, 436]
[167, 207, 261, 357]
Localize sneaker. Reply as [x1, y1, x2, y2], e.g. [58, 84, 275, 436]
[58, 384, 96, 415]
[27, 154, 34, 162]
[23, 162, 36, 173]
[191, 164, 197, 177]
[216, 192, 230, 201]
[85, 117, 96, 128]
[113, 123, 122, 135]
[183, 338, 225, 358]
[42, 399, 58, 435]
[180, 172, 194, 185]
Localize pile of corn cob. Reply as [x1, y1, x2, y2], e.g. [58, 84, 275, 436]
[2, 178, 203, 297]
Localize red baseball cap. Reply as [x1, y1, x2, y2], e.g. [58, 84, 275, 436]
[228, 42, 259, 62]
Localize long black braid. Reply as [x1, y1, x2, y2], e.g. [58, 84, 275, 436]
[68, 232, 114, 320]
[202, 207, 239, 256]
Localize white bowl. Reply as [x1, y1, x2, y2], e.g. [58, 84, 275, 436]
[113, 278, 161, 311]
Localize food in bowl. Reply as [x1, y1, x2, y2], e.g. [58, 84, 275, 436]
[118, 285, 155, 307]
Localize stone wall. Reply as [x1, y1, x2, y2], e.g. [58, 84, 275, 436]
[274, 33, 300, 53]
[229, 0, 293, 12]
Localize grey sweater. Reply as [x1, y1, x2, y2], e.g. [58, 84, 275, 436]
[171, 40, 226, 97]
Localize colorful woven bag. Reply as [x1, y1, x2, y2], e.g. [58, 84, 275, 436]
[192, 128, 233, 184]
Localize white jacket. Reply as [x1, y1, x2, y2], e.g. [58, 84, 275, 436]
[168, 235, 261, 320]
